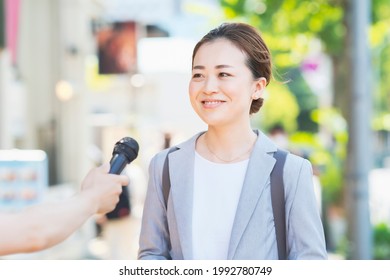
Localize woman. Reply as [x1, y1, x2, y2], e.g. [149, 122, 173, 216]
[138, 22, 327, 260]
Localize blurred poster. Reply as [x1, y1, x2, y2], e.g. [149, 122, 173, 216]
[0, 150, 48, 211]
[96, 21, 137, 74]
[4, 0, 20, 65]
[0, 0, 4, 49]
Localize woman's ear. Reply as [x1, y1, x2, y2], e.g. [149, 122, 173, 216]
[252, 77, 267, 100]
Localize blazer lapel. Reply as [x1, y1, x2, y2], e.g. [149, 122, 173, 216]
[168, 134, 200, 259]
[227, 131, 277, 259]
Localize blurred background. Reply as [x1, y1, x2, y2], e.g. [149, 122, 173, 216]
[0, 0, 389, 260]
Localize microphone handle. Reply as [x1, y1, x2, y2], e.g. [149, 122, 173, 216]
[109, 154, 129, 175]
[106, 153, 131, 219]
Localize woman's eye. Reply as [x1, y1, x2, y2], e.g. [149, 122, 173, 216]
[219, 72, 230, 77]
[192, 73, 204, 79]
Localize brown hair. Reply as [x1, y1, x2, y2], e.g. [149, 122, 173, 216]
[192, 22, 272, 114]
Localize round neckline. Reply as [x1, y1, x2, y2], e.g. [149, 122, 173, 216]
[195, 151, 250, 165]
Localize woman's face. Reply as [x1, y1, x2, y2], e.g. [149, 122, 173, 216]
[189, 39, 265, 127]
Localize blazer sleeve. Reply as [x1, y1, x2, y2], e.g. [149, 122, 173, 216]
[285, 158, 328, 260]
[138, 153, 171, 260]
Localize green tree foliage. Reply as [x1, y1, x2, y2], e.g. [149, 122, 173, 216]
[371, 0, 390, 129]
[373, 223, 390, 259]
[287, 108, 348, 205]
[220, 0, 345, 57]
[257, 81, 299, 133]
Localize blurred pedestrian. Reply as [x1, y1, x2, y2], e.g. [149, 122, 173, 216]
[138, 22, 327, 260]
[0, 164, 128, 256]
[268, 124, 289, 150]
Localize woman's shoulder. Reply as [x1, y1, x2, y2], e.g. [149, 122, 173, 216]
[284, 151, 312, 173]
[283, 151, 314, 196]
[149, 148, 171, 172]
[150, 132, 203, 167]
[285, 151, 311, 167]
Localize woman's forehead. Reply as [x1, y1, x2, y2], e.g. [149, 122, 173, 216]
[193, 39, 247, 65]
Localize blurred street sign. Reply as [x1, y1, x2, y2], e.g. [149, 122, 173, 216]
[0, 149, 48, 211]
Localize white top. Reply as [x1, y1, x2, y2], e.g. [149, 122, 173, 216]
[192, 152, 249, 259]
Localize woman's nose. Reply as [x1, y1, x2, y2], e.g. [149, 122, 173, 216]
[203, 76, 218, 94]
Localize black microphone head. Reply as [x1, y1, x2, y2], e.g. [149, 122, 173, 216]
[112, 137, 139, 163]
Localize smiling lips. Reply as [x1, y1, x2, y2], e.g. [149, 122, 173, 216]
[201, 99, 226, 109]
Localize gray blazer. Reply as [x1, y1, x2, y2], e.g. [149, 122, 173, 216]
[138, 130, 327, 260]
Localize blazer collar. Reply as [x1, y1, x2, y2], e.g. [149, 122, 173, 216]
[168, 132, 202, 259]
[168, 130, 278, 259]
[227, 130, 278, 259]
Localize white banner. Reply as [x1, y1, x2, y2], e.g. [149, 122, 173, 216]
[0, 260, 388, 280]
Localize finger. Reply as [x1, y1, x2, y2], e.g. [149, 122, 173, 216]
[119, 175, 130, 186]
[99, 163, 110, 173]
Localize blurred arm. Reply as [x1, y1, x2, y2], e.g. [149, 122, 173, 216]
[0, 164, 128, 256]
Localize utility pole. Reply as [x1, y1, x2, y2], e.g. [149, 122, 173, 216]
[346, 0, 372, 259]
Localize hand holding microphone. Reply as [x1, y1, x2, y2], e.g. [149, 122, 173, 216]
[105, 137, 139, 219]
[83, 137, 139, 215]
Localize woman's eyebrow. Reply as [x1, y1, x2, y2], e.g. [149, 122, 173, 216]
[192, 64, 233, 70]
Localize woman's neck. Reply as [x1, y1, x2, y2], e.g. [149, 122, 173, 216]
[197, 124, 257, 163]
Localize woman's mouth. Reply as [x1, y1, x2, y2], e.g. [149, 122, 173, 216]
[201, 100, 225, 108]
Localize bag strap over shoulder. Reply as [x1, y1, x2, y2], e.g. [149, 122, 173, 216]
[271, 149, 288, 260]
[162, 147, 178, 208]
[162, 147, 288, 260]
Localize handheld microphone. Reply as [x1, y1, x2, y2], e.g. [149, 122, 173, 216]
[109, 137, 139, 175]
[106, 137, 139, 220]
